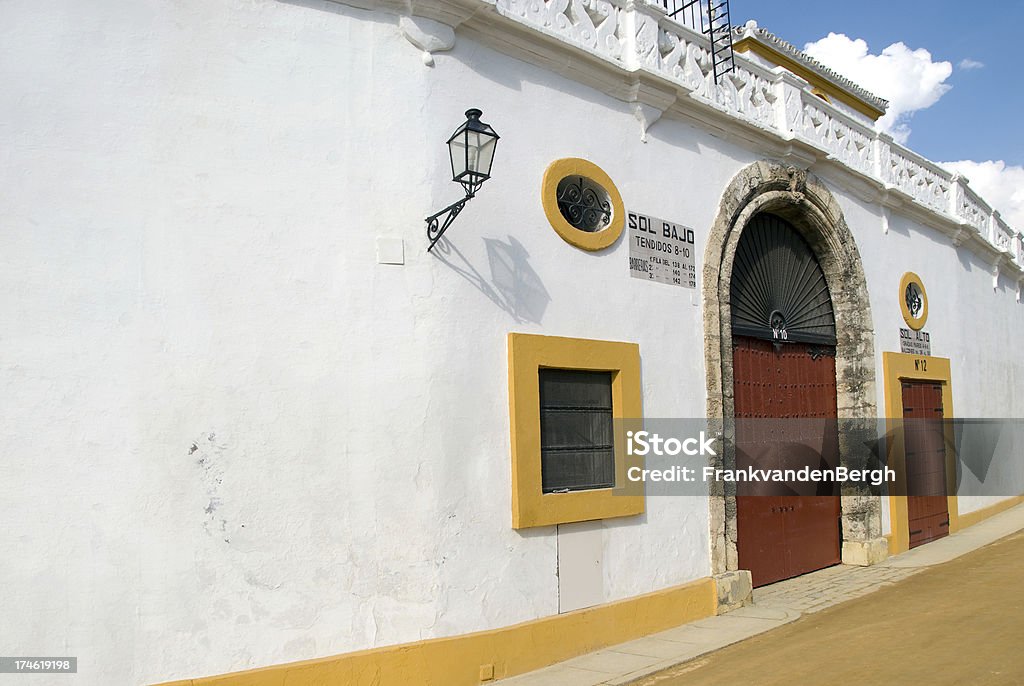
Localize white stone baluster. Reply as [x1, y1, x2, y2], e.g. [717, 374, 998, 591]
[874, 135, 891, 186]
[618, 0, 655, 71]
[991, 212, 1013, 254]
[773, 71, 806, 140]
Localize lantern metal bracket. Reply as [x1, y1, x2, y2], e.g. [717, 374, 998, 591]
[426, 190, 474, 252]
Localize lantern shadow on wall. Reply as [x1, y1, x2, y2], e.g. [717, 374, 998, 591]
[431, 236, 550, 324]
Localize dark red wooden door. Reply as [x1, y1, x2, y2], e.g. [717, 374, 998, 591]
[902, 381, 949, 548]
[733, 336, 842, 587]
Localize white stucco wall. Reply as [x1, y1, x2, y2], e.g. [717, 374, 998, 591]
[0, 1, 723, 683]
[826, 187, 1024, 522]
[2, 1, 1022, 685]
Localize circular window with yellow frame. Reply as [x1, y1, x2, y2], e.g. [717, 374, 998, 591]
[541, 158, 625, 251]
[900, 272, 928, 330]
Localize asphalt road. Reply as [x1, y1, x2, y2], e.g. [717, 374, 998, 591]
[634, 530, 1024, 686]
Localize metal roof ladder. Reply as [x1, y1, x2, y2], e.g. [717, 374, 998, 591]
[663, 0, 736, 84]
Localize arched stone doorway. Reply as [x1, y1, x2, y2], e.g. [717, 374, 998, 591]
[703, 161, 888, 581]
[731, 212, 842, 587]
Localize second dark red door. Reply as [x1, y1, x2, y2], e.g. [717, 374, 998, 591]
[902, 381, 949, 548]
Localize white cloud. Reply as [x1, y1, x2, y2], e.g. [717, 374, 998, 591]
[940, 160, 1024, 231]
[958, 58, 984, 70]
[802, 33, 953, 144]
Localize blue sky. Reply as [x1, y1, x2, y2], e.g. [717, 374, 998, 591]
[740, 2, 1024, 229]
[744, 1, 1023, 166]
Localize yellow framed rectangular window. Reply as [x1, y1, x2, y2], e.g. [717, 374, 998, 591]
[508, 333, 644, 529]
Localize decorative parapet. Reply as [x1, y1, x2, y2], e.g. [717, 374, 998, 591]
[885, 144, 953, 217]
[992, 213, 1014, 254]
[954, 175, 992, 235]
[786, 82, 874, 178]
[644, 12, 778, 130]
[331, 0, 1023, 274]
[493, 0, 625, 59]
[624, 2, 710, 90]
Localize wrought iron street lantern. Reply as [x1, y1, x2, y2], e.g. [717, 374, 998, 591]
[426, 109, 500, 251]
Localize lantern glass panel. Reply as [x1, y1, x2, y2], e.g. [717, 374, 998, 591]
[449, 132, 469, 181]
[470, 131, 497, 179]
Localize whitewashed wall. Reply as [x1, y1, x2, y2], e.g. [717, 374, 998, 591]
[0, 1, 722, 683]
[2, 1, 1022, 684]
[829, 187, 1024, 528]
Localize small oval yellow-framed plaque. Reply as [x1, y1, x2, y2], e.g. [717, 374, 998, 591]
[899, 272, 928, 331]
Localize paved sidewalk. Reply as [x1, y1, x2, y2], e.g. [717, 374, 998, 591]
[500, 502, 1024, 686]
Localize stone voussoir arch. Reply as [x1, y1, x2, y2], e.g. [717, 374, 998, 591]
[703, 160, 888, 581]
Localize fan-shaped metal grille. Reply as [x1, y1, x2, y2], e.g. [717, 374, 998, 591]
[730, 214, 836, 345]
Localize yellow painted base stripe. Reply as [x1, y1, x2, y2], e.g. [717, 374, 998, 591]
[955, 495, 1024, 531]
[153, 577, 717, 686]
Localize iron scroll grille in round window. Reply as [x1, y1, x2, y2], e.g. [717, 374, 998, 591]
[730, 213, 836, 345]
[556, 175, 612, 232]
[905, 282, 924, 319]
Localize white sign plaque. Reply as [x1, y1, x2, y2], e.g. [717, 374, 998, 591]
[627, 211, 697, 289]
[899, 328, 931, 356]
